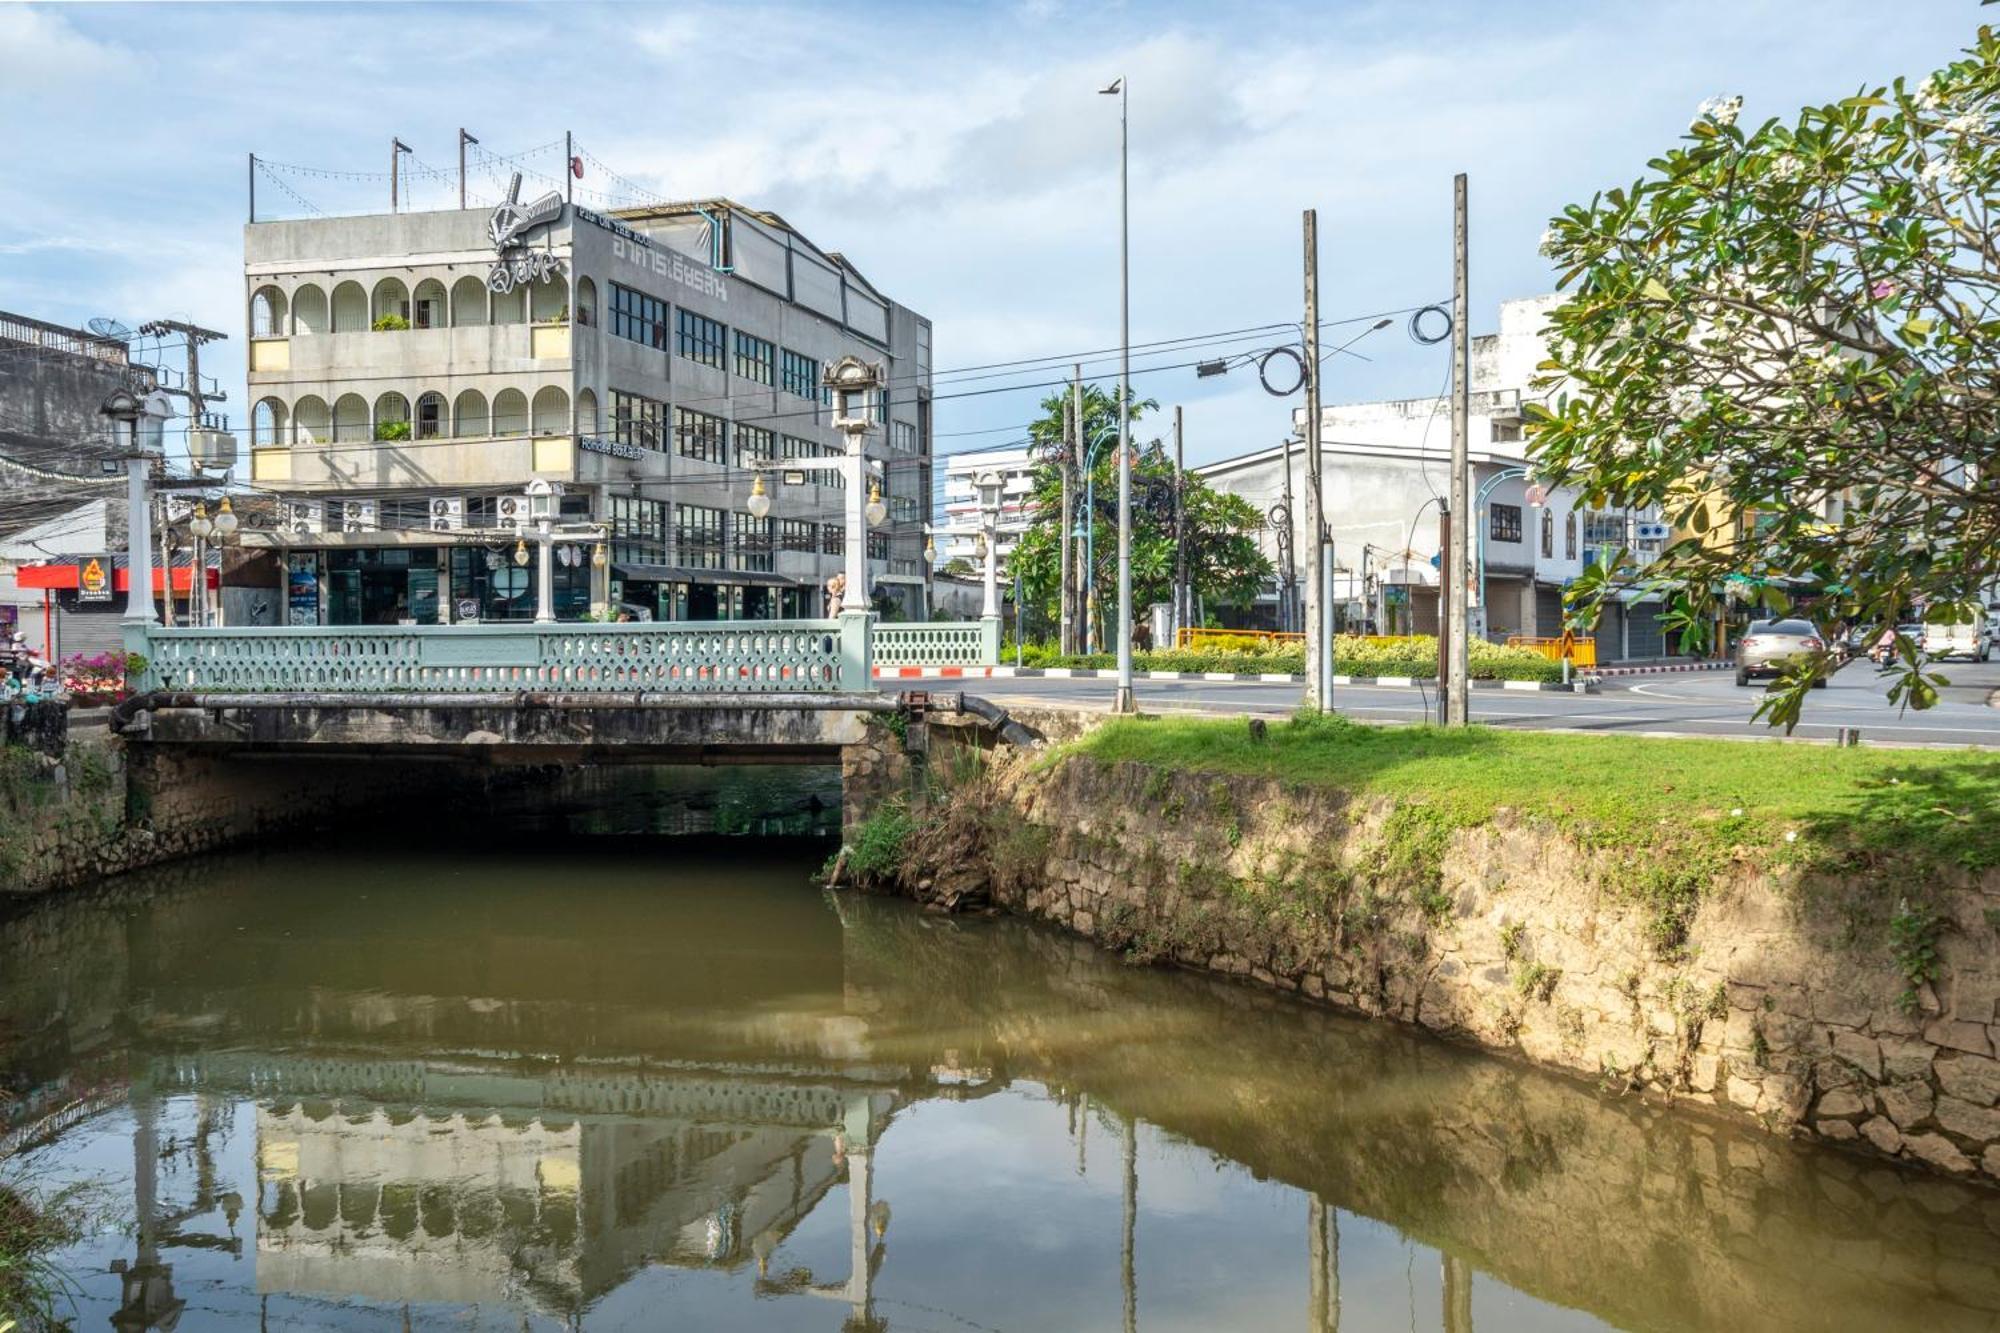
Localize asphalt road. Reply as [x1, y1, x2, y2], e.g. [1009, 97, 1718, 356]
[923, 659, 2000, 747]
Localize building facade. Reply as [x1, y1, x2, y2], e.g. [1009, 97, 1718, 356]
[241, 194, 932, 626]
[935, 444, 1037, 570]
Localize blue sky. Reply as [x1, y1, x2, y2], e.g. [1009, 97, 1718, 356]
[0, 1, 1983, 466]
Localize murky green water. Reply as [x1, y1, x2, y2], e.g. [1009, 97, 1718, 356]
[3, 775, 1998, 1332]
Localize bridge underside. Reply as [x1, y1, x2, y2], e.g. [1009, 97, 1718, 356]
[124, 692, 893, 765]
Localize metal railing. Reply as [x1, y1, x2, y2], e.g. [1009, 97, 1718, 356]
[874, 620, 1000, 667]
[0, 310, 129, 365]
[1505, 635, 1598, 668]
[133, 620, 872, 694]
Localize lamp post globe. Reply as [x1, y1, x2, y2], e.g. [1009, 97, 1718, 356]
[212, 496, 239, 539]
[188, 504, 213, 541]
[746, 473, 772, 520]
[865, 482, 887, 528]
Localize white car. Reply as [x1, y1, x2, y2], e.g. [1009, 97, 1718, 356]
[1922, 607, 1992, 662]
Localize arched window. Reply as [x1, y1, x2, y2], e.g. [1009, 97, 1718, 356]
[330, 282, 367, 333]
[530, 274, 565, 323]
[370, 277, 410, 329]
[250, 286, 287, 338]
[294, 396, 330, 444]
[576, 277, 597, 328]
[373, 392, 410, 441]
[576, 388, 599, 435]
[251, 397, 289, 447]
[291, 284, 328, 335]
[452, 390, 489, 438]
[1540, 507, 1554, 559]
[451, 275, 488, 327]
[415, 391, 448, 439]
[491, 388, 529, 436]
[332, 393, 370, 442]
[1564, 512, 1578, 561]
[531, 386, 570, 435]
[412, 279, 448, 330]
[491, 285, 526, 325]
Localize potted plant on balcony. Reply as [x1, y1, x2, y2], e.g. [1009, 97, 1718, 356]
[375, 420, 412, 442]
[371, 313, 411, 332]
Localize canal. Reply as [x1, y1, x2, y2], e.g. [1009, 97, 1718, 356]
[2, 770, 1997, 1332]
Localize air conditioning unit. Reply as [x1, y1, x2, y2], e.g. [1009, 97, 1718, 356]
[280, 499, 323, 536]
[429, 496, 464, 531]
[496, 495, 529, 531]
[338, 500, 377, 534]
[188, 428, 238, 470]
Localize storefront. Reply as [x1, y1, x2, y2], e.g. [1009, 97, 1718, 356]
[611, 565, 815, 621]
[279, 543, 592, 626]
[13, 557, 214, 657]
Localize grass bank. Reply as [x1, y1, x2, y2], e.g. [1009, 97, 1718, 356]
[1015, 636, 1565, 681]
[1068, 714, 2000, 875]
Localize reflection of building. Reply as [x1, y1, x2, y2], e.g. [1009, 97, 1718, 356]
[241, 191, 933, 625]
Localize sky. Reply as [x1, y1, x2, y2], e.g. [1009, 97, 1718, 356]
[0, 0, 1985, 471]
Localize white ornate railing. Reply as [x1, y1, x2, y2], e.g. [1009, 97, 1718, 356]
[135, 620, 870, 694]
[872, 619, 1000, 668]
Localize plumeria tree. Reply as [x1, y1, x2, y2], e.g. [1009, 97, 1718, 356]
[1531, 27, 2000, 728]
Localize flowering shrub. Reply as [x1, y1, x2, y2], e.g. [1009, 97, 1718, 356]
[57, 651, 144, 703]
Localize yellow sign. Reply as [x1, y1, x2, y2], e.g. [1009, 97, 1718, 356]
[77, 555, 112, 603]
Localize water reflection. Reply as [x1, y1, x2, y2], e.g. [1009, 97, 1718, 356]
[2, 834, 1997, 1331]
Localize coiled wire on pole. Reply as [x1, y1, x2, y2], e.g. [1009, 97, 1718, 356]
[1408, 304, 1454, 345]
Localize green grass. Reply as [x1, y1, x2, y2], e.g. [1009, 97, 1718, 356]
[1063, 713, 2000, 884]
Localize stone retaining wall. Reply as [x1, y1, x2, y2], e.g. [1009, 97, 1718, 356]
[874, 738, 2000, 1187]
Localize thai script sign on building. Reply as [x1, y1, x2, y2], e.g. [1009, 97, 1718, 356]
[486, 173, 565, 295]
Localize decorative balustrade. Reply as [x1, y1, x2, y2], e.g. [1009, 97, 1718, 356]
[872, 619, 1000, 668]
[136, 620, 868, 694]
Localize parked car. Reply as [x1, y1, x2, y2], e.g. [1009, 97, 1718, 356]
[1735, 619, 1829, 687]
[1922, 607, 1992, 662]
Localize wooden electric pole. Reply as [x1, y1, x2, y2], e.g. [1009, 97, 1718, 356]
[1059, 373, 1077, 655]
[1446, 173, 1472, 726]
[459, 129, 478, 210]
[1302, 209, 1326, 709]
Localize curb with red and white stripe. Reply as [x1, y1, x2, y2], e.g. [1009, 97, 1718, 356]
[872, 665, 1592, 692]
[1589, 661, 1734, 678]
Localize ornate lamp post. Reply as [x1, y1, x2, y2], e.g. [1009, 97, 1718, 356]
[102, 388, 155, 629]
[527, 479, 558, 623]
[976, 470, 1002, 622]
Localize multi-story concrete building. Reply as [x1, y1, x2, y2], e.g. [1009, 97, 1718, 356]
[935, 445, 1038, 570]
[240, 190, 932, 625]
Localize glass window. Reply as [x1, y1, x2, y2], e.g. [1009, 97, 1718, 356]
[610, 495, 668, 564]
[1490, 502, 1523, 544]
[735, 423, 774, 466]
[867, 531, 889, 561]
[611, 389, 664, 450]
[1565, 512, 1578, 560]
[677, 309, 726, 368]
[734, 331, 776, 385]
[733, 512, 774, 572]
[892, 420, 917, 454]
[818, 440, 846, 489]
[822, 524, 845, 556]
[609, 283, 668, 349]
[779, 519, 816, 552]
[780, 348, 819, 399]
[1540, 508, 1554, 559]
[674, 407, 727, 463]
[675, 503, 725, 569]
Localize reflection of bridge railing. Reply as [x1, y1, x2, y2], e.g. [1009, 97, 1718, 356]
[131, 616, 1002, 694]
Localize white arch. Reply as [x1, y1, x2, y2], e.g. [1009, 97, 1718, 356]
[492, 388, 528, 436]
[576, 277, 597, 328]
[291, 284, 328, 335]
[531, 386, 570, 436]
[372, 391, 410, 439]
[251, 286, 287, 338]
[251, 396, 289, 447]
[330, 282, 367, 332]
[530, 274, 565, 323]
[370, 277, 410, 328]
[451, 275, 488, 327]
[491, 284, 526, 325]
[415, 390, 448, 439]
[412, 278, 448, 330]
[452, 389, 489, 438]
[294, 395, 330, 445]
[333, 393, 370, 442]
[576, 388, 599, 435]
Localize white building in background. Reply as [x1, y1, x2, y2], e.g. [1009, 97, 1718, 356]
[1198, 294, 1677, 659]
[936, 445, 1037, 570]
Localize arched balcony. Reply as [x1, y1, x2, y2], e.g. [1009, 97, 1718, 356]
[492, 388, 529, 436]
[414, 391, 448, 440]
[453, 389, 489, 438]
[330, 282, 367, 333]
[576, 388, 599, 435]
[251, 287, 287, 338]
[412, 279, 448, 330]
[491, 284, 526, 325]
[531, 386, 570, 436]
[451, 276, 487, 327]
[294, 395, 330, 444]
[370, 277, 410, 329]
[530, 274, 566, 323]
[332, 393, 370, 442]
[576, 277, 597, 328]
[373, 392, 411, 440]
[251, 397, 289, 447]
[292, 284, 328, 334]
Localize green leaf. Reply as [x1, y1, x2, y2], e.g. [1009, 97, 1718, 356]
[1641, 277, 1672, 301]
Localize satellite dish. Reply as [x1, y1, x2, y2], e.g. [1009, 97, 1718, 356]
[87, 317, 133, 341]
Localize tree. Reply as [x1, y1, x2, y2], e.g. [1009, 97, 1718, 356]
[1006, 388, 1269, 642]
[1531, 28, 2000, 728]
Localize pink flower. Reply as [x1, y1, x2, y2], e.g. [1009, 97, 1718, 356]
[1870, 280, 1896, 300]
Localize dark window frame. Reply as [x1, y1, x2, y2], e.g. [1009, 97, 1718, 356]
[608, 282, 668, 350]
[676, 309, 727, 368]
[1490, 502, 1523, 544]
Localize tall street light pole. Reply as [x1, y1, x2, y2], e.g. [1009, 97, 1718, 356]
[1302, 210, 1326, 709]
[1446, 172, 1472, 726]
[1102, 75, 1135, 713]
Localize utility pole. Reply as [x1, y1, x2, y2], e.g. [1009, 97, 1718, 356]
[138, 319, 228, 620]
[565, 130, 575, 206]
[247, 153, 256, 224]
[459, 129, 478, 210]
[1446, 173, 1472, 725]
[1279, 436, 1296, 633]
[1060, 369, 1077, 656]
[390, 138, 411, 213]
[1110, 76, 1135, 714]
[1302, 209, 1327, 708]
[1172, 404, 1186, 646]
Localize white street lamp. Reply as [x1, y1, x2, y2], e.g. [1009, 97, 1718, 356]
[1100, 74, 1134, 713]
[188, 503, 213, 628]
[976, 469, 1002, 622]
[865, 481, 887, 529]
[212, 495, 239, 539]
[103, 388, 155, 628]
[746, 473, 772, 520]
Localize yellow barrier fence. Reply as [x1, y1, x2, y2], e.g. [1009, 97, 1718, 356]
[1505, 635, 1599, 668]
